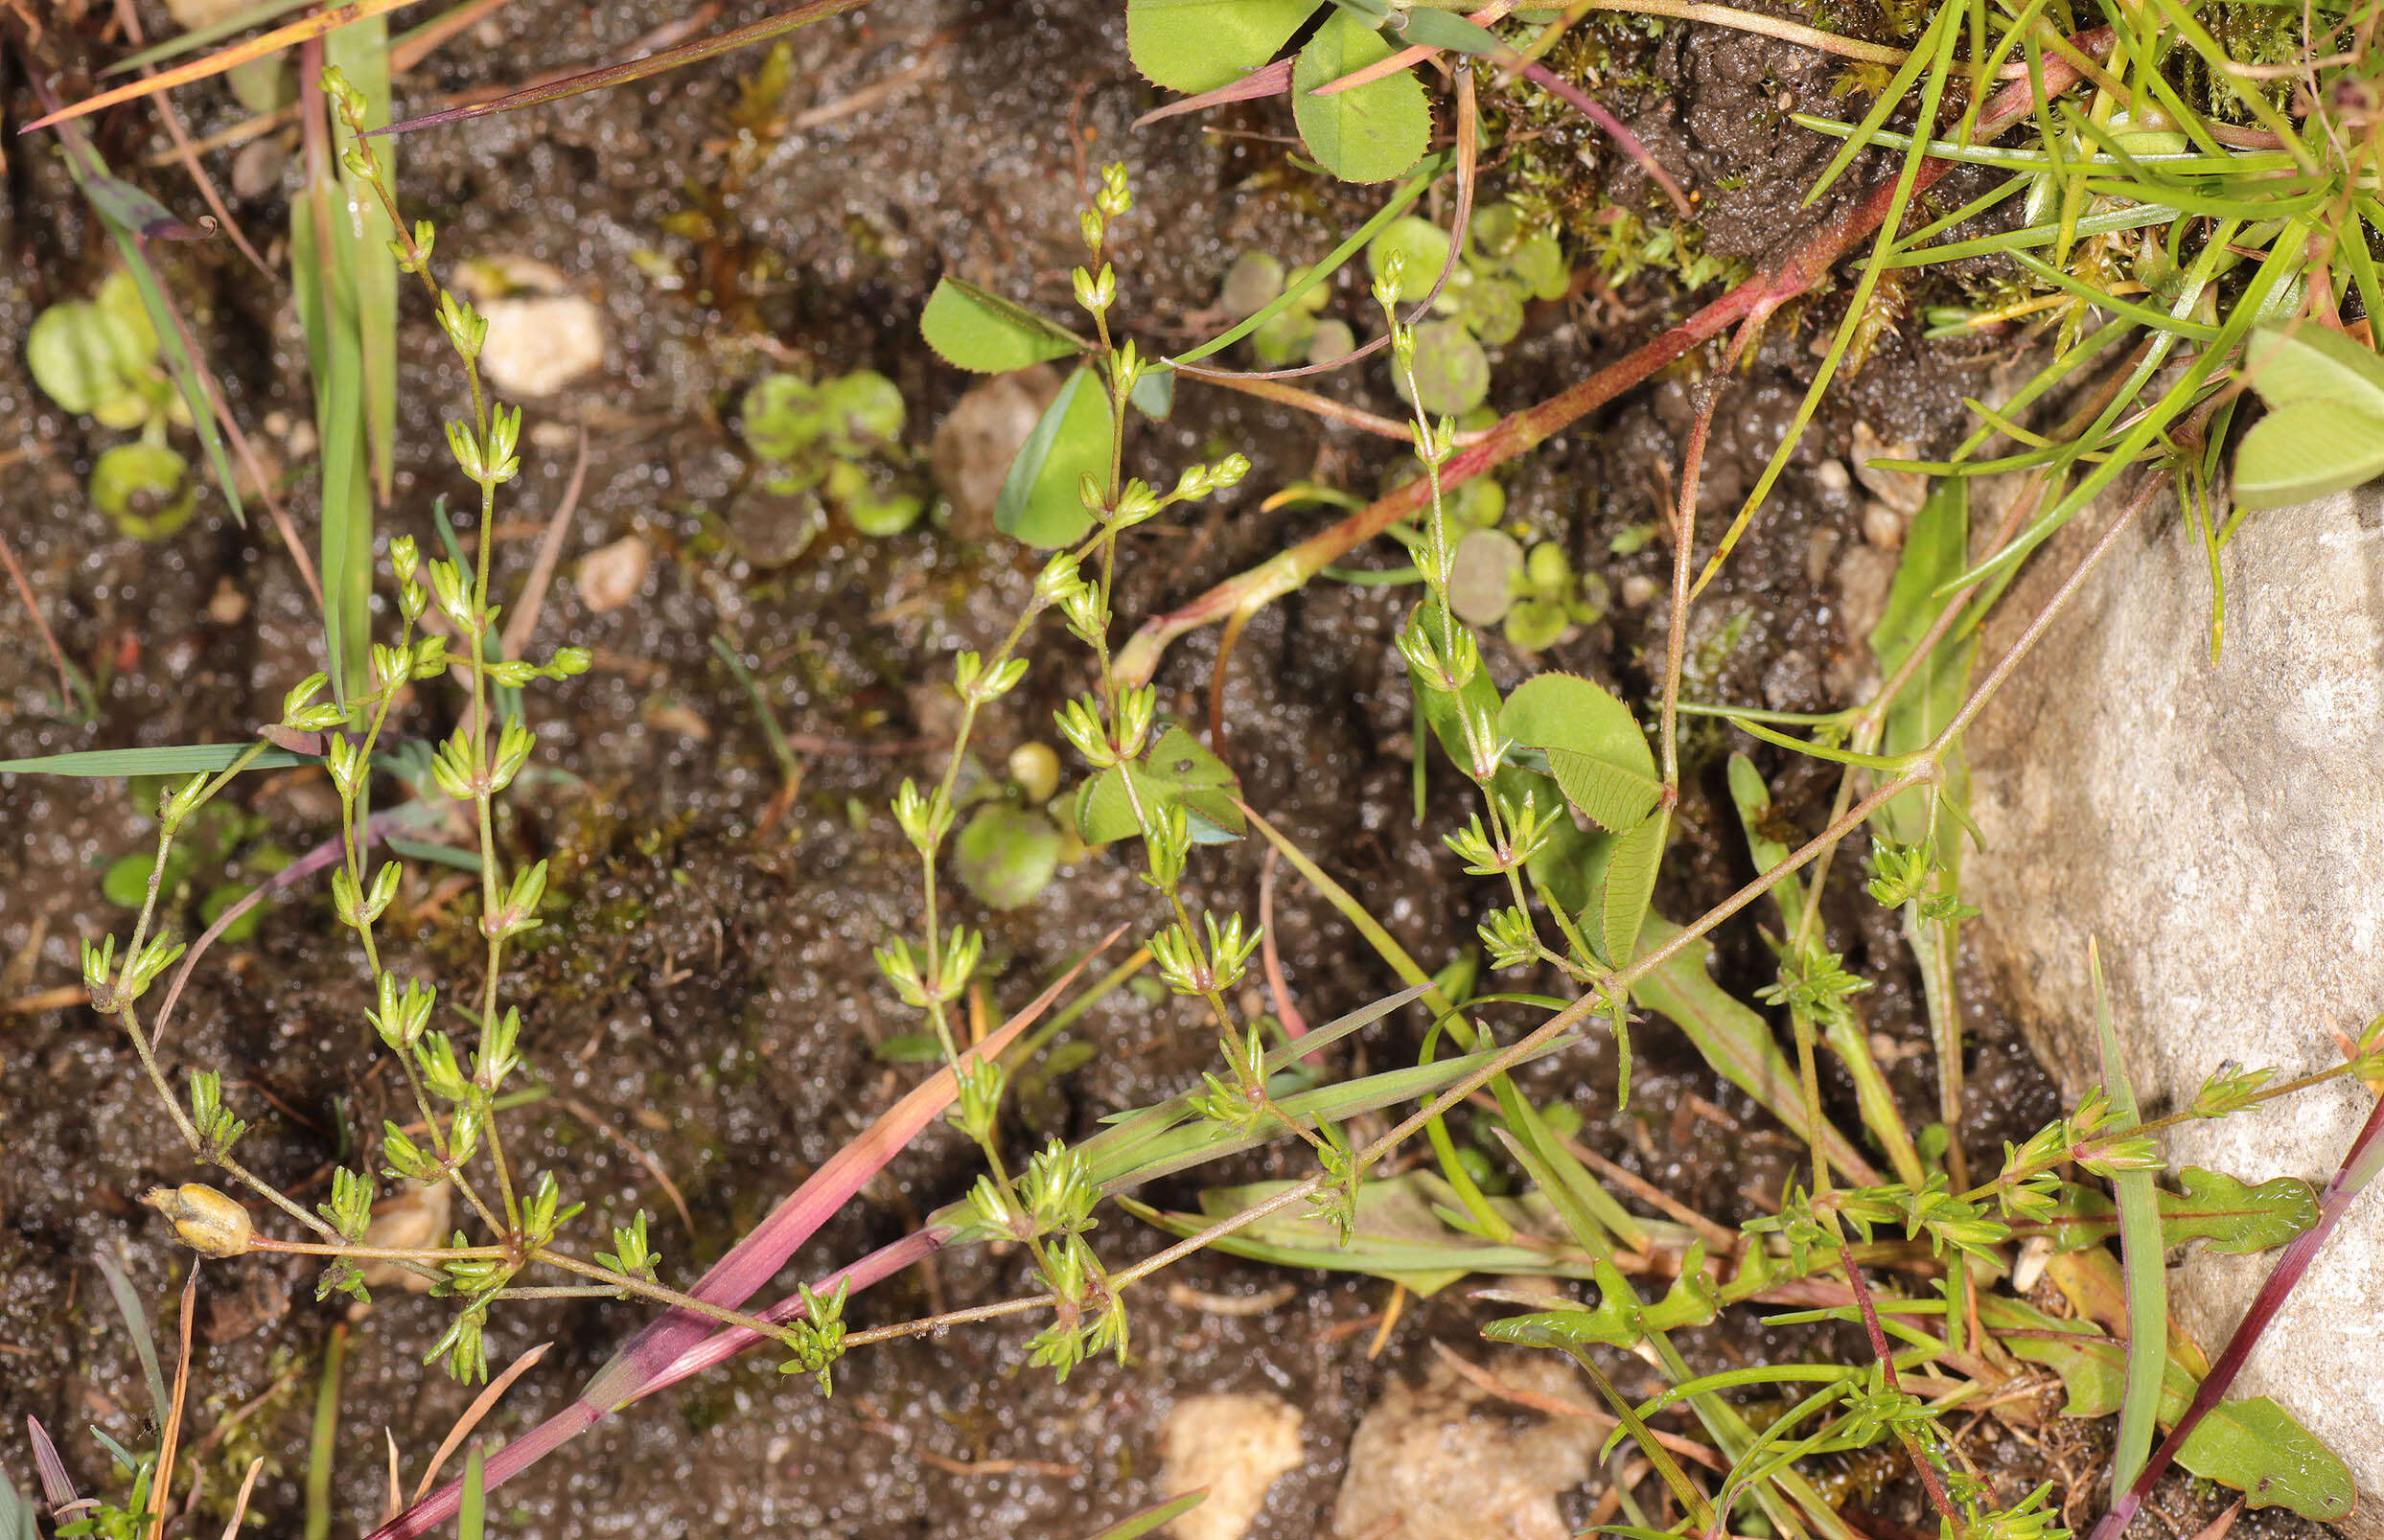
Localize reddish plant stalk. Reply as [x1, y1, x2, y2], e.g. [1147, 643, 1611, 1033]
[1112, 28, 2114, 690]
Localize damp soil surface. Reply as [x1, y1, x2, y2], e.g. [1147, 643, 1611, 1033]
[0, 3, 2336, 1539]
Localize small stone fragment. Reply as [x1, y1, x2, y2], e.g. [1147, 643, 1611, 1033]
[459, 257, 605, 399]
[1848, 422, 1927, 517]
[931, 365, 1062, 540]
[1331, 1353, 1601, 1540]
[1159, 1392, 1305, 1540]
[1861, 498, 1907, 550]
[576, 534, 651, 613]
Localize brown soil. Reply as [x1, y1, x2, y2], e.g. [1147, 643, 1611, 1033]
[0, 2, 2338, 1538]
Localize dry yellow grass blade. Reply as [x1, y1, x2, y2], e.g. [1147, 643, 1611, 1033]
[21, 0, 422, 132]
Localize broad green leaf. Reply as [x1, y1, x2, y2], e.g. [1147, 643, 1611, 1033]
[1498, 673, 1660, 834]
[1632, 917, 1879, 1184]
[995, 366, 1113, 547]
[1076, 725, 1244, 846]
[918, 276, 1086, 373]
[2232, 400, 2384, 510]
[1291, 11, 1430, 184]
[2016, 1169, 2320, 1255]
[1126, 0, 1318, 93]
[2238, 322, 2384, 411]
[1982, 1297, 2354, 1519]
[1598, 810, 1668, 967]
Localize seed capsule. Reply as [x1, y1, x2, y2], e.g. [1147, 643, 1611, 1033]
[143, 1184, 254, 1258]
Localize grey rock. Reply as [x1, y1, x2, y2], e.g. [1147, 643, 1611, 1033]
[1965, 482, 2384, 1531]
[1331, 1352, 1602, 1540]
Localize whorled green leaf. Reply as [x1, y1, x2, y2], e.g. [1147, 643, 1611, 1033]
[1076, 725, 1243, 846]
[919, 276, 1086, 374]
[1982, 1296, 2354, 1519]
[1497, 673, 1660, 834]
[2016, 1168, 2320, 1256]
[1127, 0, 1317, 92]
[1291, 11, 1430, 184]
[995, 366, 1113, 547]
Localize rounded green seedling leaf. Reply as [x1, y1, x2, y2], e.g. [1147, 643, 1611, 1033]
[200, 881, 265, 943]
[1524, 540, 1571, 593]
[91, 442, 197, 540]
[824, 458, 927, 536]
[1506, 228, 1570, 301]
[741, 373, 828, 461]
[819, 370, 907, 447]
[1447, 528, 1522, 626]
[953, 805, 1063, 910]
[1470, 202, 1523, 261]
[1502, 597, 1569, 653]
[1220, 252, 1286, 318]
[1308, 318, 1356, 366]
[1454, 275, 1525, 345]
[1453, 475, 1505, 527]
[1400, 321, 1490, 416]
[28, 300, 146, 417]
[1250, 308, 1320, 367]
[1367, 216, 1451, 304]
[104, 844, 194, 908]
[1292, 11, 1430, 184]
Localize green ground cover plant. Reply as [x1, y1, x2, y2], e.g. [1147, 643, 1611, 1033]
[8, 0, 2384, 1536]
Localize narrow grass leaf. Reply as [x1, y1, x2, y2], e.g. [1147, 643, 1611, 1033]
[326, 13, 398, 501]
[306, 1323, 345, 1540]
[2092, 941, 2166, 1500]
[93, 1251, 171, 1429]
[455, 1448, 483, 1540]
[22, 0, 424, 130]
[0, 745, 308, 775]
[1078, 1491, 1208, 1540]
[367, 0, 868, 137]
[104, 0, 320, 75]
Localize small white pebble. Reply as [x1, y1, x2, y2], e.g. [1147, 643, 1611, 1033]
[576, 534, 651, 613]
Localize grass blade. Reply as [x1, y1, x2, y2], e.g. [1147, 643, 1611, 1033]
[326, 15, 399, 501]
[455, 1447, 484, 1540]
[306, 1323, 346, 1540]
[22, 0, 425, 131]
[367, 0, 869, 138]
[1076, 1492, 1205, 1540]
[2091, 941, 2165, 1499]
[92, 1251, 170, 1429]
[0, 745, 308, 775]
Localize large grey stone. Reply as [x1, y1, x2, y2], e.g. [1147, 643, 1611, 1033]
[1965, 482, 2384, 1530]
